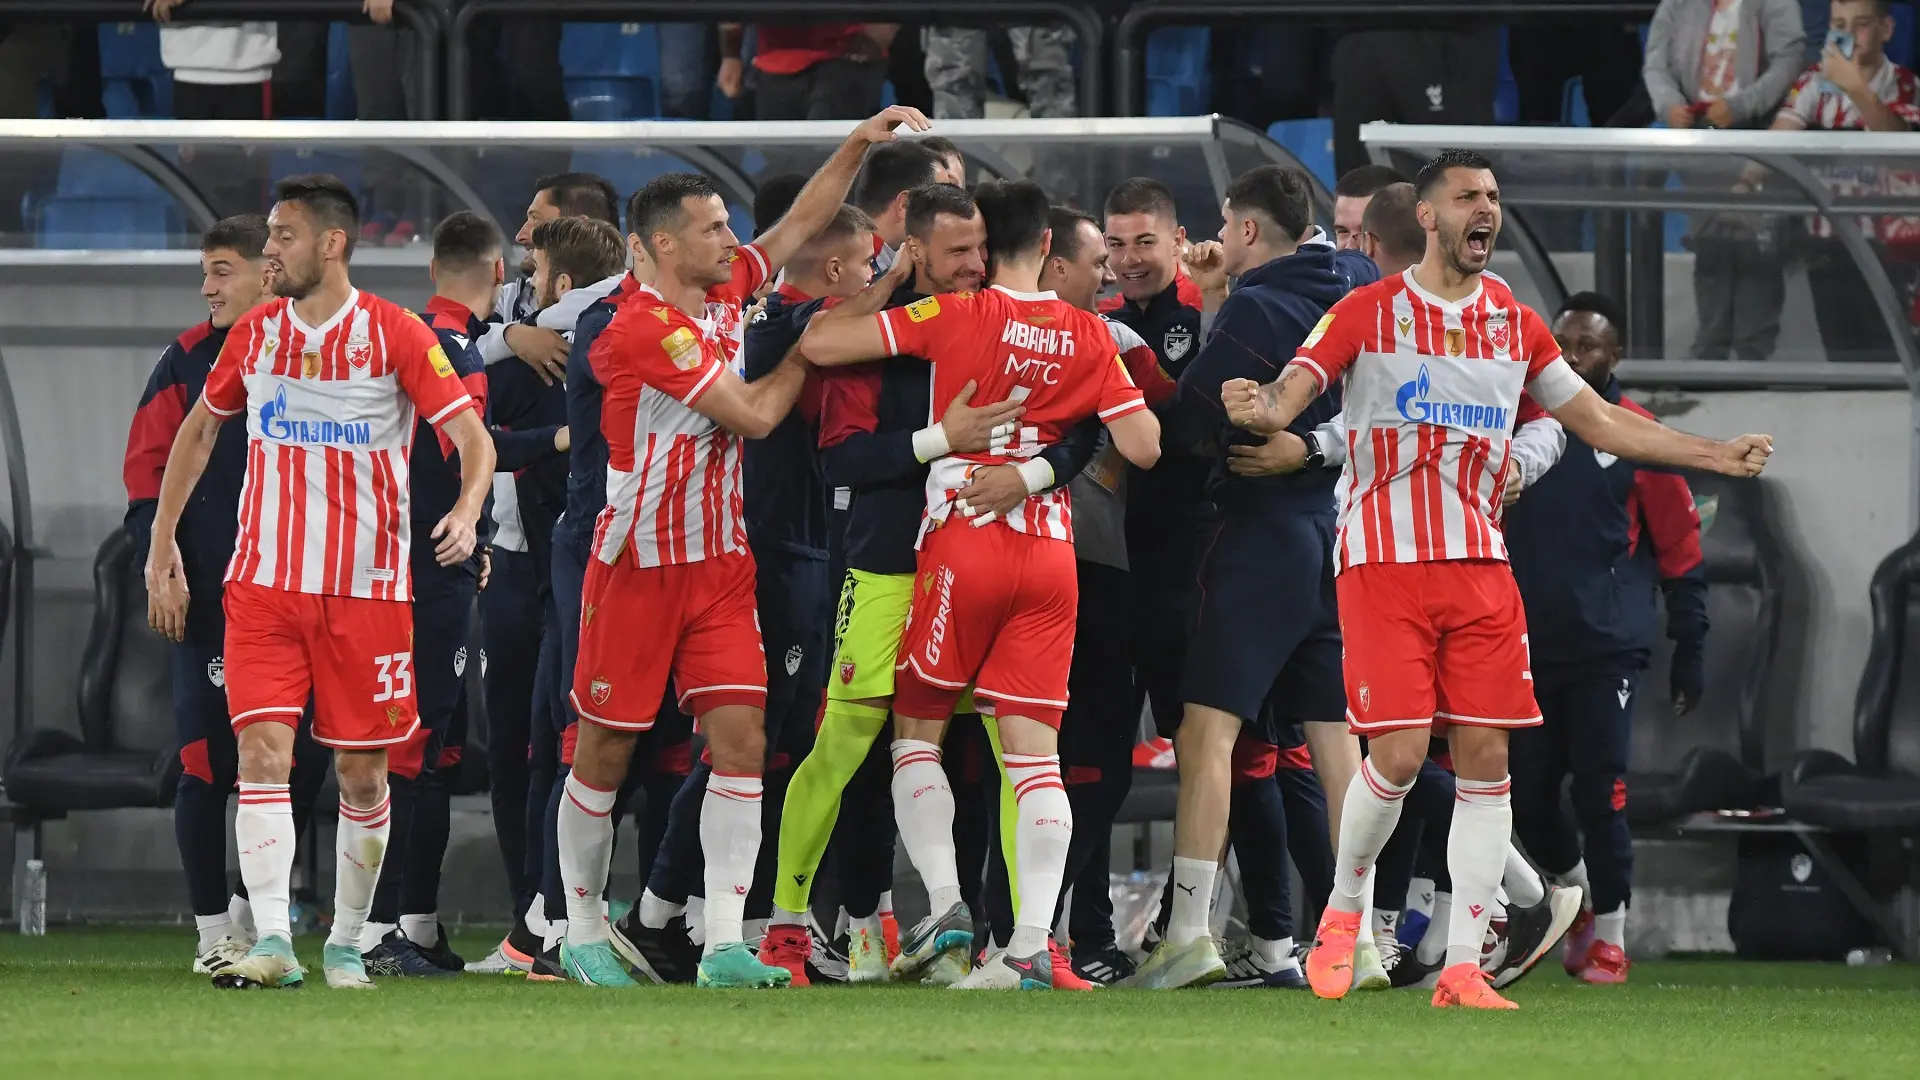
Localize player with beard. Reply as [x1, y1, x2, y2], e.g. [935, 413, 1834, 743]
[1225, 149, 1772, 1009]
[146, 175, 496, 990]
[480, 172, 622, 384]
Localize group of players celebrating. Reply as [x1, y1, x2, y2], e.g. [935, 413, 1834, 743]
[127, 104, 1772, 1008]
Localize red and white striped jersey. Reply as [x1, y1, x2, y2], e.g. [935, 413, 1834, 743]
[876, 285, 1148, 546]
[202, 289, 477, 600]
[1777, 62, 1920, 243]
[1290, 270, 1585, 571]
[588, 243, 771, 568]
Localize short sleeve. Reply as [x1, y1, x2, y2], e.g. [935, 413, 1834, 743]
[391, 312, 477, 428]
[1518, 304, 1565, 381]
[709, 242, 772, 307]
[1518, 307, 1584, 410]
[1776, 69, 1819, 127]
[202, 316, 256, 417]
[1096, 352, 1148, 422]
[598, 306, 727, 407]
[1288, 290, 1371, 389]
[877, 292, 973, 358]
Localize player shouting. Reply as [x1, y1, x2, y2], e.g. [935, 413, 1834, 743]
[801, 178, 1162, 988]
[146, 175, 496, 990]
[1222, 149, 1772, 1010]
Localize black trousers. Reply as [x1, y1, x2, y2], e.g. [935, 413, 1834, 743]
[755, 58, 888, 120]
[1331, 29, 1499, 177]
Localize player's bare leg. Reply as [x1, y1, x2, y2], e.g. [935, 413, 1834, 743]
[215, 720, 305, 989]
[889, 712, 974, 983]
[324, 747, 392, 989]
[1308, 726, 1424, 1000]
[695, 704, 788, 988]
[556, 723, 639, 986]
[1133, 703, 1238, 988]
[1432, 726, 1518, 1009]
[953, 713, 1068, 991]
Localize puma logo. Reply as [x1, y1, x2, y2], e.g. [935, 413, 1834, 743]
[1175, 883, 1196, 896]
[1469, 904, 1484, 918]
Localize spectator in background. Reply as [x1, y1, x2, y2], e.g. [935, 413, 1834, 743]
[923, 26, 1076, 118]
[1509, 20, 1647, 127]
[1763, 0, 1920, 362]
[1330, 164, 1406, 250]
[720, 21, 895, 120]
[146, 1, 277, 119]
[1330, 26, 1499, 177]
[659, 24, 717, 119]
[1646, 0, 1805, 363]
[349, 0, 416, 119]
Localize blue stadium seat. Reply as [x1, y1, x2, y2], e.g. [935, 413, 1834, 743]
[1144, 26, 1211, 116]
[35, 197, 178, 249]
[1495, 27, 1519, 124]
[98, 22, 172, 118]
[326, 23, 358, 120]
[1266, 118, 1334, 188]
[1564, 76, 1592, 127]
[561, 22, 661, 119]
[56, 148, 165, 199]
[1891, 4, 1916, 70]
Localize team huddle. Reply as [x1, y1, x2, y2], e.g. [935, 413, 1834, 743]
[128, 105, 1773, 1007]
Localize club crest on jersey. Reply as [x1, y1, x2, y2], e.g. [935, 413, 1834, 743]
[1444, 327, 1466, 356]
[905, 296, 941, 323]
[785, 645, 804, 676]
[1395, 364, 1509, 434]
[347, 341, 372, 368]
[206, 658, 225, 689]
[1358, 682, 1370, 713]
[1486, 308, 1510, 353]
[589, 677, 612, 706]
[663, 326, 702, 371]
[1164, 330, 1194, 362]
[839, 660, 856, 684]
[454, 646, 467, 678]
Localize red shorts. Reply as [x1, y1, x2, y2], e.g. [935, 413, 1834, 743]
[570, 550, 766, 730]
[1336, 559, 1542, 737]
[894, 524, 1077, 728]
[222, 579, 418, 749]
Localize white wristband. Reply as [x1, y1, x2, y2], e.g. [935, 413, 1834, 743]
[1016, 458, 1054, 494]
[911, 425, 950, 464]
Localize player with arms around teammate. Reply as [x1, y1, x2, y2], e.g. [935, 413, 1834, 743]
[802, 179, 1162, 988]
[1223, 149, 1772, 1010]
[556, 105, 932, 990]
[145, 175, 496, 991]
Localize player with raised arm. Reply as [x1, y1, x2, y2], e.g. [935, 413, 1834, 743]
[554, 106, 931, 990]
[1222, 149, 1771, 1010]
[801, 178, 1162, 989]
[145, 175, 496, 991]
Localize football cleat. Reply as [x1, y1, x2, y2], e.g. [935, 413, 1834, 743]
[1490, 884, 1583, 989]
[363, 930, 456, 978]
[880, 911, 901, 964]
[527, 943, 566, 982]
[846, 924, 888, 984]
[1306, 908, 1363, 999]
[1562, 908, 1596, 977]
[192, 935, 254, 976]
[610, 907, 701, 984]
[1213, 938, 1306, 989]
[1070, 944, 1137, 986]
[210, 934, 304, 990]
[953, 946, 1050, 990]
[463, 944, 523, 976]
[891, 901, 974, 984]
[559, 938, 640, 987]
[322, 943, 375, 989]
[1383, 940, 1443, 989]
[1126, 935, 1227, 990]
[1578, 941, 1631, 984]
[1352, 939, 1390, 991]
[1049, 942, 1094, 990]
[1432, 962, 1519, 1009]
[757, 925, 813, 988]
[697, 941, 793, 988]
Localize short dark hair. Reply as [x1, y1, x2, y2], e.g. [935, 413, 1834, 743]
[920, 135, 963, 170]
[534, 172, 621, 230]
[201, 213, 268, 260]
[1359, 182, 1424, 261]
[1223, 165, 1313, 243]
[1103, 177, 1177, 223]
[629, 173, 722, 254]
[1841, 0, 1893, 18]
[1047, 206, 1101, 262]
[973, 178, 1052, 264]
[852, 142, 942, 216]
[1334, 164, 1408, 199]
[273, 173, 360, 257]
[532, 216, 626, 288]
[1414, 149, 1496, 201]
[787, 204, 878, 277]
[752, 173, 808, 236]
[1557, 291, 1627, 340]
[905, 183, 978, 241]
[432, 210, 504, 273]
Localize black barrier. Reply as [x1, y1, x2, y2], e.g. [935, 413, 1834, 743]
[446, 0, 1105, 122]
[0, 0, 445, 119]
[1110, 0, 1662, 116]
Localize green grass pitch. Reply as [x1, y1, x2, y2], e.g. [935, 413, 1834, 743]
[3, 929, 1919, 1078]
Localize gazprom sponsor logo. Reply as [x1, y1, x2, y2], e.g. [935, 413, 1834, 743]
[258, 386, 373, 446]
[1395, 364, 1507, 433]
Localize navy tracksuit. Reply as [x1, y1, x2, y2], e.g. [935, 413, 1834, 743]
[1503, 376, 1708, 916]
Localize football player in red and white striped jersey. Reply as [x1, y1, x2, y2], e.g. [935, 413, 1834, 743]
[145, 174, 496, 991]
[555, 106, 933, 990]
[1223, 149, 1772, 1010]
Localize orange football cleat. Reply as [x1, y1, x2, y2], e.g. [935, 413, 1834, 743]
[1050, 942, 1094, 990]
[880, 911, 901, 964]
[1432, 962, 1519, 1009]
[1578, 941, 1630, 985]
[757, 925, 813, 988]
[1306, 907, 1363, 999]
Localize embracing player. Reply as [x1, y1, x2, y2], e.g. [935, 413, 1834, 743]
[1222, 149, 1771, 1010]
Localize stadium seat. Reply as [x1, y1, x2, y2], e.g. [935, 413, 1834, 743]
[2, 529, 179, 813]
[561, 22, 661, 120]
[326, 22, 358, 120]
[1625, 472, 1783, 825]
[97, 22, 172, 119]
[1783, 531, 1920, 830]
[1143, 26, 1211, 117]
[1494, 28, 1519, 125]
[1266, 118, 1335, 188]
[34, 198, 176, 249]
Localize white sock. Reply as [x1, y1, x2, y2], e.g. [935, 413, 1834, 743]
[1595, 906, 1627, 948]
[1503, 844, 1546, 908]
[771, 905, 807, 928]
[523, 894, 550, 938]
[227, 894, 255, 939]
[1208, 865, 1232, 938]
[1332, 759, 1414, 912]
[1445, 776, 1513, 970]
[1356, 873, 1377, 945]
[878, 890, 894, 917]
[557, 772, 618, 945]
[686, 896, 707, 947]
[890, 740, 962, 912]
[853, 913, 884, 941]
[400, 913, 438, 948]
[327, 791, 392, 951]
[700, 771, 764, 953]
[638, 888, 683, 930]
[742, 918, 769, 946]
[1373, 908, 1399, 944]
[1252, 935, 1296, 969]
[194, 913, 233, 952]
[1166, 856, 1217, 947]
[1005, 753, 1072, 959]
[1417, 892, 1451, 965]
[1555, 859, 1593, 901]
[235, 783, 296, 943]
[360, 921, 398, 953]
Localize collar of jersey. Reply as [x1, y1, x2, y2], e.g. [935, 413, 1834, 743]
[635, 283, 716, 333]
[1397, 267, 1481, 315]
[990, 284, 1058, 302]
[284, 287, 361, 340]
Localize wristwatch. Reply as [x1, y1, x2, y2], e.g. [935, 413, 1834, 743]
[1302, 431, 1327, 471]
